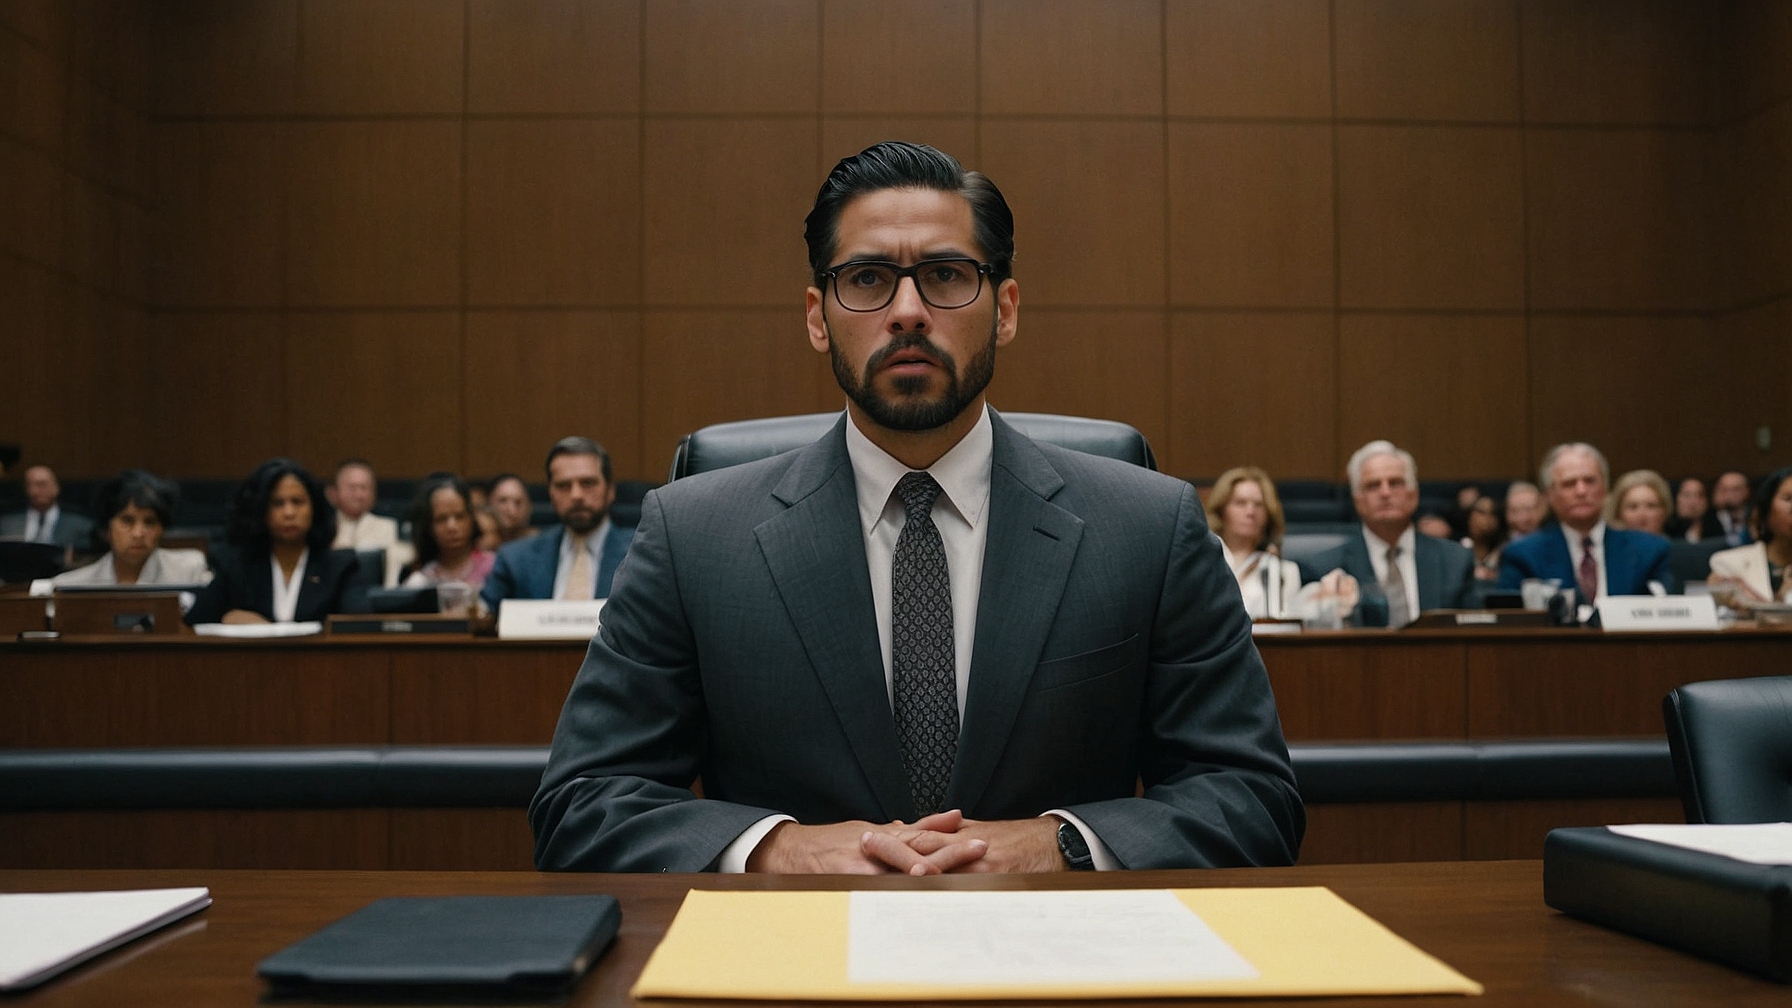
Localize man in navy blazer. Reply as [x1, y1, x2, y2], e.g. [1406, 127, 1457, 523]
[481, 437, 635, 613]
[1499, 442, 1673, 601]
[1301, 440, 1477, 627]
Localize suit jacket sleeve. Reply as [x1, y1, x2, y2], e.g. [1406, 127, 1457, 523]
[1496, 538, 1535, 589]
[528, 492, 784, 872]
[1446, 542, 1478, 608]
[480, 545, 522, 613]
[1058, 485, 1305, 869]
[185, 554, 241, 624]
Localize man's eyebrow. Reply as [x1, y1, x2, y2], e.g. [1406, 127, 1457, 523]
[838, 247, 977, 263]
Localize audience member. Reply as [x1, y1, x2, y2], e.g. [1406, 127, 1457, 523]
[1461, 495, 1506, 581]
[468, 483, 489, 510]
[1711, 471, 1753, 546]
[487, 474, 539, 545]
[1503, 481, 1546, 539]
[1664, 477, 1721, 543]
[474, 506, 502, 551]
[327, 458, 397, 550]
[402, 475, 495, 592]
[1604, 469, 1671, 536]
[2, 464, 93, 548]
[1707, 466, 1792, 604]
[52, 471, 210, 587]
[481, 438, 635, 613]
[186, 458, 361, 625]
[1303, 440, 1476, 626]
[1446, 485, 1481, 540]
[1498, 443, 1673, 603]
[1205, 467, 1302, 620]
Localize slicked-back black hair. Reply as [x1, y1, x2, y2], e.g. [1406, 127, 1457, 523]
[228, 458, 335, 556]
[804, 141, 1014, 287]
[89, 469, 178, 554]
[1752, 466, 1792, 546]
[544, 437, 612, 482]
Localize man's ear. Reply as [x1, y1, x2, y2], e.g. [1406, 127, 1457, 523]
[805, 287, 830, 353]
[994, 277, 1019, 348]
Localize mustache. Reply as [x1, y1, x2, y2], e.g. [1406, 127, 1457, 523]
[865, 334, 951, 375]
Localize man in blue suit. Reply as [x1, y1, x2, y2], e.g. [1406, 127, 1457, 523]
[1499, 442, 1673, 607]
[1301, 440, 1477, 627]
[481, 437, 635, 613]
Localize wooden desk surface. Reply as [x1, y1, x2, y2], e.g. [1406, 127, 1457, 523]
[3, 860, 1783, 1007]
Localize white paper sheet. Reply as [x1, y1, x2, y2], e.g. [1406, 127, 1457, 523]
[192, 621, 322, 638]
[0, 888, 211, 991]
[1608, 822, 1792, 865]
[847, 889, 1259, 986]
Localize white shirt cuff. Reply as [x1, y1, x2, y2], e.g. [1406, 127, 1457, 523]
[1044, 809, 1121, 871]
[715, 814, 795, 873]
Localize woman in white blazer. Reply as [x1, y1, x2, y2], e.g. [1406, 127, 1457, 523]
[51, 471, 211, 588]
[1205, 466, 1305, 620]
[1708, 466, 1792, 604]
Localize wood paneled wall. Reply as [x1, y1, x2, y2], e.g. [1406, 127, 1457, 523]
[0, 0, 152, 475]
[3, 1, 1788, 483]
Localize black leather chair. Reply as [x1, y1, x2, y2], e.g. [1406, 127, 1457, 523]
[1663, 676, 1792, 823]
[668, 412, 1157, 481]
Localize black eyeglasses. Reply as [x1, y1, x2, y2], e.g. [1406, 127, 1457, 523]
[821, 258, 994, 312]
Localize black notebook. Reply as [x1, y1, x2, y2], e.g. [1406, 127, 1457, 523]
[257, 895, 620, 996]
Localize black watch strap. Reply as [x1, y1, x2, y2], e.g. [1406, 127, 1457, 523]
[1056, 819, 1095, 871]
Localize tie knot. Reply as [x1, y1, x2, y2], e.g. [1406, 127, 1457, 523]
[1386, 545, 1401, 561]
[895, 471, 943, 518]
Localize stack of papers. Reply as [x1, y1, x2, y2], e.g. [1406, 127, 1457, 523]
[633, 887, 1482, 1000]
[0, 888, 211, 992]
[1607, 822, 1792, 865]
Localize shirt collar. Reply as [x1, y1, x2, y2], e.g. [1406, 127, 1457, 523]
[1363, 523, 1416, 556]
[844, 403, 993, 535]
[1565, 521, 1605, 549]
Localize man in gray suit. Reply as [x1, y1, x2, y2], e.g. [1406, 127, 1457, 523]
[1301, 440, 1478, 627]
[2, 464, 92, 549]
[531, 142, 1302, 875]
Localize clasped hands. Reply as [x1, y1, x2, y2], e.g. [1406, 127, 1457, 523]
[745, 809, 1065, 875]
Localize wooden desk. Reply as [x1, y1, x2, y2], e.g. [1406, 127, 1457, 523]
[8, 628, 1786, 869]
[4, 861, 1785, 1006]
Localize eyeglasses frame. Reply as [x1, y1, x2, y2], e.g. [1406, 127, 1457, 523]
[819, 257, 996, 313]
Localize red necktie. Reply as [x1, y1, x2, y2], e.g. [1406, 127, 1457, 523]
[1577, 536, 1598, 602]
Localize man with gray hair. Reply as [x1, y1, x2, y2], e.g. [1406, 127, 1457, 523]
[1301, 440, 1477, 627]
[1503, 480, 1546, 539]
[1498, 442, 1672, 608]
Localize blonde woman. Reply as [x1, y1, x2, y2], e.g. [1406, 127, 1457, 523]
[1205, 467, 1304, 619]
[1603, 469, 1671, 537]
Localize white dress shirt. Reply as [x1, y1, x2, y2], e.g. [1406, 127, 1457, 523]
[271, 549, 309, 623]
[1224, 547, 1300, 620]
[1363, 525, 1420, 620]
[332, 510, 398, 550]
[23, 505, 59, 543]
[552, 517, 614, 599]
[718, 406, 1118, 873]
[1562, 522, 1609, 600]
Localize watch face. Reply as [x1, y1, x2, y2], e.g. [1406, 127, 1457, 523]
[1057, 821, 1093, 869]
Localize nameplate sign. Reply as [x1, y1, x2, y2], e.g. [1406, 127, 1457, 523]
[497, 599, 606, 640]
[1596, 595, 1720, 632]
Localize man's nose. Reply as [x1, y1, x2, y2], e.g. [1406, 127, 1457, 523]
[887, 276, 929, 327]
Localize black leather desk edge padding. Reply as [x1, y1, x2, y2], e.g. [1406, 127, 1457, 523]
[668, 411, 1157, 481]
[0, 740, 1674, 812]
[1544, 825, 1792, 984]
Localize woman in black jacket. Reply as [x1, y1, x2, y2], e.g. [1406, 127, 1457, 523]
[185, 458, 361, 625]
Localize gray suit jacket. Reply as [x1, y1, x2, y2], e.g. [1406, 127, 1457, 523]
[1, 509, 93, 549]
[1300, 526, 1478, 627]
[530, 411, 1304, 872]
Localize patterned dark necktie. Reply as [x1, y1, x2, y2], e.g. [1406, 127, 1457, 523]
[890, 471, 957, 818]
[1578, 536, 1598, 602]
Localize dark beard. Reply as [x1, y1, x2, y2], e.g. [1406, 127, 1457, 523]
[828, 320, 998, 433]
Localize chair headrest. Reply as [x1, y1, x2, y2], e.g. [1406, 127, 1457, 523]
[669, 412, 1157, 480]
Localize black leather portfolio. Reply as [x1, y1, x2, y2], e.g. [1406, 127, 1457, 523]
[1544, 826, 1792, 983]
[257, 894, 620, 996]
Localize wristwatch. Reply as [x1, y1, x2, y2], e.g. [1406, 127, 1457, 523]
[1056, 819, 1095, 871]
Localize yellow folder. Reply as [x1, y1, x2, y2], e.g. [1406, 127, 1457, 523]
[632, 886, 1483, 1000]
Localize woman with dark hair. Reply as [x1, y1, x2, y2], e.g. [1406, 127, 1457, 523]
[1708, 466, 1792, 604]
[185, 458, 360, 625]
[401, 475, 495, 591]
[1460, 494, 1507, 582]
[52, 470, 211, 587]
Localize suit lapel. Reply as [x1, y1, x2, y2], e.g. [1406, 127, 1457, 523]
[244, 553, 276, 618]
[754, 418, 913, 821]
[294, 552, 331, 620]
[534, 528, 564, 598]
[1415, 537, 1443, 611]
[1603, 531, 1633, 595]
[947, 414, 1082, 813]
